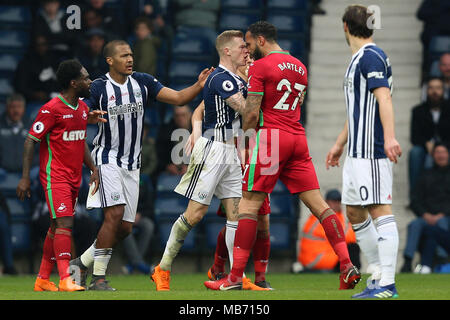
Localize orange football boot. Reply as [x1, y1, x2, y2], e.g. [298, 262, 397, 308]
[34, 277, 58, 292]
[58, 277, 85, 291]
[151, 265, 170, 291]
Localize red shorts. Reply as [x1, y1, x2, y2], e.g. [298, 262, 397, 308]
[216, 195, 271, 216]
[243, 128, 319, 194]
[42, 182, 79, 219]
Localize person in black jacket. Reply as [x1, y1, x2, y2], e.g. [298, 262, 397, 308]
[401, 143, 450, 272]
[408, 77, 450, 200]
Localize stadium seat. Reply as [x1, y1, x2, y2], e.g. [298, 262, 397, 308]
[156, 173, 182, 193]
[277, 38, 305, 58]
[6, 197, 30, 221]
[168, 60, 209, 84]
[269, 193, 295, 218]
[267, 13, 307, 36]
[154, 193, 188, 216]
[0, 172, 21, 196]
[0, 5, 31, 28]
[266, 0, 308, 13]
[0, 30, 29, 50]
[171, 33, 214, 61]
[429, 36, 450, 56]
[218, 11, 261, 33]
[0, 52, 23, 73]
[0, 78, 13, 97]
[10, 222, 31, 252]
[269, 220, 291, 249]
[204, 220, 225, 249]
[429, 59, 441, 77]
[220, 0, 263, 14]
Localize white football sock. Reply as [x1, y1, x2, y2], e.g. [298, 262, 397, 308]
[93, 248, 113, 277]
[80, 240, 96, 268]
[352, 217, 381, 269]
[160, 214, 192, 271]
[374, 215, 399, 287]
[225, 221, 238, 267]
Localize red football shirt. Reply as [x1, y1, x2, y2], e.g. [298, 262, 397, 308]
[28, 95, 89, 188]
[247, 51, 307, 135]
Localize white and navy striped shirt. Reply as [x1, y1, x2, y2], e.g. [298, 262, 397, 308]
[344, 43, 393, 159]
[202, 65, 247, 142]
[84, 72, 163, 170]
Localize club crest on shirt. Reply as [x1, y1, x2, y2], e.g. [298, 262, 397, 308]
[111, 192, 120, 201]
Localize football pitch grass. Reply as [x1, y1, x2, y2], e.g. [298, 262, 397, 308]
[0, 273, 449, 300]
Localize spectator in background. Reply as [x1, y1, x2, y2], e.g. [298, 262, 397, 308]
[124, 0, 171, 38]
[155, 105, 192, 177]
[409, 77, 450, 201]
[76, 28, 109, 80]
[415, 221, 450, 273]
[141, 120, 158, 180]
[439, 53, 450, 99]
[296, 189, 360, 272]
[0, 191, 17, 275]
[402, 143, 450, 272]
[81, 7, 118, 42]
[169, 0, 219, 44]
[84, 0, 124, 39]
[13, 34, 60, 103]
[421, 52, 450, 101]
[0, 94, 36, 174]
[33, 0, 76, 60]
[133, 16, 160, 76]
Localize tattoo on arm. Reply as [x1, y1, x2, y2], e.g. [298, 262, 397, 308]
[225, 92, 246, 114]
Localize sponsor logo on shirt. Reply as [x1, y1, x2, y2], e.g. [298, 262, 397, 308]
[62, 130, 86, 141]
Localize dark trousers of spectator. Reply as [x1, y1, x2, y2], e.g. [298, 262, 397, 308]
[421, 224, 450, 268]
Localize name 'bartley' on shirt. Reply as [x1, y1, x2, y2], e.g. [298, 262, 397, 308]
[277, 62, 305, 75]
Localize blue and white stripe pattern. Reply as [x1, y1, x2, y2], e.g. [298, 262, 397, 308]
[84, 72, 163, 170]
[343, 43, 393, 159]
[202, 65, 246, 143]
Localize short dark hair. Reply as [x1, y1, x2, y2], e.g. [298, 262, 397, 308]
[56, 59, 83, 90]
[247, 21, 277, 42]
[342, 5, 374, 39]
[103, 39, 129, 58]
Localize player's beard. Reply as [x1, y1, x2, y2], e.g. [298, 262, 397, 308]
[79, 87, 91, 99]
[252, 46, 264, 61]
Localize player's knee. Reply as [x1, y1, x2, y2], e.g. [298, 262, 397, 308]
[55, 216, 73, 229]
[104, 205, 125, 224]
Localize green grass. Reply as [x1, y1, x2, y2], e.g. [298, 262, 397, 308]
[0, 273, 449, 300]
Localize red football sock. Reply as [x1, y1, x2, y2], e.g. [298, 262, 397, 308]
[38, 228, 55, 280]
[229, 216, 257, 282]
[53, 228, 72, 280]
[253, 230, 270, 283]
[319, 209, 352, 271]
[213, 226, 228, 273]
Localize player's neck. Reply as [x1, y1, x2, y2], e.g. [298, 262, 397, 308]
[109, 69, 128, 84]
[349, 36, 374, 55]
[220, 59, 238, 75]
[262, 43, 282, 57]
[60, 91, 78, 108]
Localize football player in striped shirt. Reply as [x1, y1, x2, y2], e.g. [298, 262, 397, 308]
[70, 40, 213, 290]
[326, 5, 402, 298]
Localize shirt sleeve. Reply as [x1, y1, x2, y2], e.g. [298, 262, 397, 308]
[247, 62, 265, 95]
[133, 72, 164, 101]
[209, 74, 239, 100]
[359, 50, 390, 91]
[28, 106, 56, 142]
[82, 79, 102, 110]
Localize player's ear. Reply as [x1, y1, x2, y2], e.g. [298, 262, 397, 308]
[106, 56, 113, 66]
[257, 35, 265, 47]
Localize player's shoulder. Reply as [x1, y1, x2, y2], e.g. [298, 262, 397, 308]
[362, 44, 389, 63]
[131, 71, 158, 83]
[207, 67, 235, 88]
[90, 75, 109, 90]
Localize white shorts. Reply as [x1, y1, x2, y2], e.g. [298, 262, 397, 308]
[341, 156, 393, 206]
[174, 137, 242, 205]
[86, 163, 140, 223]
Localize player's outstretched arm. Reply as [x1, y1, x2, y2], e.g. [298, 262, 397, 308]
[326, 120, 348, 170]
[17, 137, 36, 201]
[156, 67, 214, 106]
[373, 87, 402, 163]
[242, 94, 263, 133]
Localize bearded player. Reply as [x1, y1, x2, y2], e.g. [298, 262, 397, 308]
[205, 21, 361, 291]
